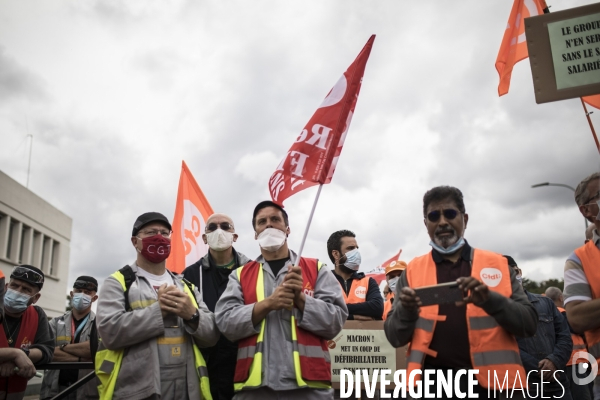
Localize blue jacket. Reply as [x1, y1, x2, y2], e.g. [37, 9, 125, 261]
[516, 291, 573, 390]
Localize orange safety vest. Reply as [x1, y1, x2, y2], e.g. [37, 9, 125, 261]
[383, 294, 394, 321]
[557, 307, 588, 366]
[234, 258, 331, 390]
[339, 276, 369, 304]
[405, 249, 526, 389]
[0, 306, 38, 398]
[573, 240, 600, 366]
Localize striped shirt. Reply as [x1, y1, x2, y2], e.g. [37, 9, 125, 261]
[563, 230, 600, 304]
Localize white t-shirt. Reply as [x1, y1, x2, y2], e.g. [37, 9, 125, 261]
[136, 267, 174, 293]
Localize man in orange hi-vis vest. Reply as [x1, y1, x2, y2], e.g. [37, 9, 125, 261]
[384, 186, 537, 398]
[327, 230, 383, 321]
[382, 260, 407, 321]
[215, 200, 348, 399]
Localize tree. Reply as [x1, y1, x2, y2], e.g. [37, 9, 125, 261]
[523, 278, 564, 294]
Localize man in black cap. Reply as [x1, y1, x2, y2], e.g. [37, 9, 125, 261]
[41, 276, 100, 400]
[0, 265, 55, 400]
[95, 212, 218, 400]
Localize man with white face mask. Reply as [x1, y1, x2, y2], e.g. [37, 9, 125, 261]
[215, 200, 348, 399]
[327, 230, 383, 321]
[40, 276, 100, 400]
[382, 260, 406, 320]
[0, 265, 54, 400]
[183, 213, 250, 400]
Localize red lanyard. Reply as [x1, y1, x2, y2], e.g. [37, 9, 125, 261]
[70, 318, 76, 343]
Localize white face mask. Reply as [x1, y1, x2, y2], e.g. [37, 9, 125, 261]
[206, 229, 234, 251]
[388, 276, 399, 293]
[342, 248, 361, 270]
[257, 228, 287, 252]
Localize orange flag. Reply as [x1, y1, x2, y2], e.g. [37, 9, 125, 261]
[166, 161, 214, 274]
[583, 95, 600, 110]
[496, 0, 547, 96]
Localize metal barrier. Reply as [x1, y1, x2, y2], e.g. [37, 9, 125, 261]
[35, 362, 95, 400]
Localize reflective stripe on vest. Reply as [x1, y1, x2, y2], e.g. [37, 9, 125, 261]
[574, 241, 600, 365]
[0, 306, 38, 398]
[339, 277, 369, 304]
[95, 270, 212, 400]
[405, 249, 526, 390]
[234, 258, 332, 392]
[382, 294, 394, 321]
[558, 307, 589, 366]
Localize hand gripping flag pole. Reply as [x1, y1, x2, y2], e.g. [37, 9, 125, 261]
[268, 35, 376, 261]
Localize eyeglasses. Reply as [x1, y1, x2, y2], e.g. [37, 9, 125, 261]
[583, 191, 600, 206]
[206, 222, 233, 232]
[139, 229, 172, 238]
[11, 266, 44, 284]
[427, 209, 459, 222]
[73, 280, 98, 292]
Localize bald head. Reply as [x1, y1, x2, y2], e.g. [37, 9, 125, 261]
[545, 286, 564, 308]
[206, 213, 234, 230]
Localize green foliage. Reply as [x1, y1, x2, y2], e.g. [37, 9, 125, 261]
[523, 277, 564, 294]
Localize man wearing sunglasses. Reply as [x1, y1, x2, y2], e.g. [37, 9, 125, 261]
[95, 212, 219, 400]
[40, 276, 99, 400]
[183, 213, 250, 400]
[384, 186, 537, 398]
[0, 265, 55, 400]
[565, 172, 600, 400]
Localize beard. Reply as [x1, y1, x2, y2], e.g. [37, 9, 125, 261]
[433, 226, 459, 248]
[338, 264, 356, 275]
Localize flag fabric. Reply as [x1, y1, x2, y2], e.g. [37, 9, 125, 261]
[379, 249, 403, 271]
[496, 0, 547, 96]
[583, 95, 600, 110]
[268, 35, 376, 204]
[166, 161, 214, 274]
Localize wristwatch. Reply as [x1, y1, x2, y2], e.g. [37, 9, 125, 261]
[21, 347, 30, 357]
[60, 343, 68, 351]
[186, 309, 200, 324]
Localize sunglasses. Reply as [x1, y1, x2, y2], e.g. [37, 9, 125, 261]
[11, 266, 44, 284]
[427, 209, 459, 222]
[74, 280, 98, 292]
[206, 222, 233, 232]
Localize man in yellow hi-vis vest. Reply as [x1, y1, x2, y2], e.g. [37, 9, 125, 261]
[95, 212, 219, 399]
[215, 200, 348, 399]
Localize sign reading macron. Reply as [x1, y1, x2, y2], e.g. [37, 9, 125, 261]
[329, 329, 397, 383]
[548, 13, 600, 90]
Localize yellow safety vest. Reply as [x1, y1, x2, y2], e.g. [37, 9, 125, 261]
[95, 270, 212, 399]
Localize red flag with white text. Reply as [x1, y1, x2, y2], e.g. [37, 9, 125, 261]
[268, 35, 375, 204]
[166, 161, 214, 274]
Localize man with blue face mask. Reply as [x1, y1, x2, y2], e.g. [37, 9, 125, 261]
[0, 265, 54, 400]
[327, 230, 383, 321]
[40, 276, 99, 400]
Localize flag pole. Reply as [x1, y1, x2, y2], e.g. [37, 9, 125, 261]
[296, 184, 323, 261]
[581, 98, 600, 154]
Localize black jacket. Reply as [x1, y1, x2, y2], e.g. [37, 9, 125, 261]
[332, 270, 384, 320]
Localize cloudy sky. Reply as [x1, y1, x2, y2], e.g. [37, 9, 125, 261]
[1, 0, 599, 294]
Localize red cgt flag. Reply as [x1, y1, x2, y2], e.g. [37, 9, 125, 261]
[583, 95, 600, 110]
[166, 161, 214, 274]
[379, 249, 403, 271]
[268, 35, 376, 204]
[496, 0, 547, 96]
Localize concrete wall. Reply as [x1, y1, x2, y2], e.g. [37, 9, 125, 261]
[0, 170, 72, 318]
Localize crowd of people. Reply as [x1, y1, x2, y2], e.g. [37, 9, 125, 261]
[1, 172, 600, 400]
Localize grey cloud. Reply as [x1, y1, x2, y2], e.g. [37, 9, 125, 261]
[0, 47, 49, 104]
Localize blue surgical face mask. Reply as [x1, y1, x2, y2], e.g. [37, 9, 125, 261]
[388, 276, 399, 293]
[71, 293, 92, 311]
[430, 237, 465, 255]
[343, 249, 361, 271]
[4, 288, 32, 314]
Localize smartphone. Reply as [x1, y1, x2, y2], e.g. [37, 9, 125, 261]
[413, 281, 464, 306]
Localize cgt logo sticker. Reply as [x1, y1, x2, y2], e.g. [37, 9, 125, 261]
[480, 268, 502, 287]
[354, 286, 367, 299]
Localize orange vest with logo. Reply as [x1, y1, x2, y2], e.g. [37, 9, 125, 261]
[383, 294, 394, 320]
[339, 277, 369, 304]
[405, 249, 526, 389]
[573, 240, 600, 365]
[234, 258, 331, 388]
[557, 307, 588, 366]
[0, 306, 38, 397]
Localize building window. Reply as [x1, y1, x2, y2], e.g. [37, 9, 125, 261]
[51, 241, 60, 276]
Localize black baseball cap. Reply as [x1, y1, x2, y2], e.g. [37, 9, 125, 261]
[252, 200, 288, 229]
[11, 265, 45, 289]
[73, 276, 98, 292]
[132, 212, 172, 236]
[503, 255, 518, 267]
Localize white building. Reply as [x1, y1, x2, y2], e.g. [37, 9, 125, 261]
[0, 170, 71, 318]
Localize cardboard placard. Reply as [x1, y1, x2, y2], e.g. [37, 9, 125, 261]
[330, 321, 407, 390]
[525, 2, 600, 103]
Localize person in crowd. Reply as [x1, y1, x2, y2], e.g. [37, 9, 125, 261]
[383, 284, 390, 299]
[327, 230, 383, 321]
[382, 260, 406, 320]
[546, 286, 590, 400]
[565, 172, 600, 400]
[384, 186, 537, 398]
[95, 212, 219, 399]
[215, 200, 348, 399]
[507, 258, 572, 400]
[183, 213, 250, 400]
[40, 276, 100, 400]
[0, 265, 54, 400]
